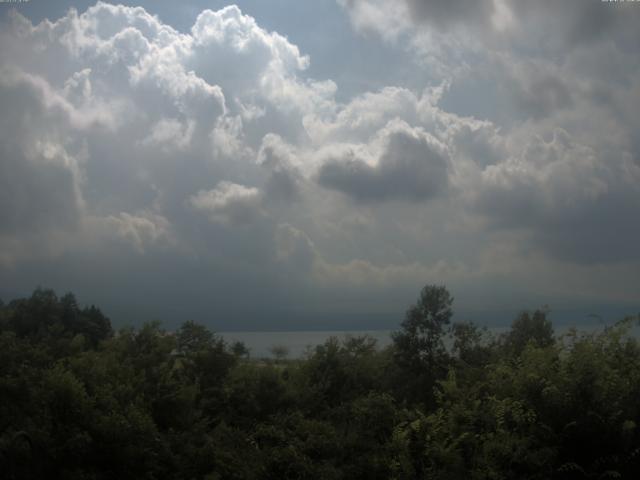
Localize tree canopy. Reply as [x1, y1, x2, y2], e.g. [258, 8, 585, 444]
[1, 285, 639, 479]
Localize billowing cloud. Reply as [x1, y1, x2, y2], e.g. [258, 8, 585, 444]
[190, 182, 262, 225]
[104, 211, 172, 253]
[257, 133, 302, 203]
[339, 0, 640, 48]
[472, 129, 640, 263]
[317, 120, 449, 202]
[0, 67, 89, 264]
[0, 1, 638, 328]
[398, 0, 495, 30]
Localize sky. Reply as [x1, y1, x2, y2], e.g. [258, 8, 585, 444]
[0, 0, 639, 330]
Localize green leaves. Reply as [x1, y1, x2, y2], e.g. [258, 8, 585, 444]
[392, 285, 454, 407]
[1, 289, 639, 479]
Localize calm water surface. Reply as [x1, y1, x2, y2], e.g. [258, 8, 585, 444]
[220, 323, 635, 359]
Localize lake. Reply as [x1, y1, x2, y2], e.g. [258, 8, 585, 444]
[220, 323, 636, 358]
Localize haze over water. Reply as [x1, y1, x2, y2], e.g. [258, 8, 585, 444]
[221, 322, 637, 358]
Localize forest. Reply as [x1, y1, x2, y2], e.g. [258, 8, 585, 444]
[1, 286, 639, 479]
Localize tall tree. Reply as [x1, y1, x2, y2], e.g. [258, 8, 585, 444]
[503, 308, 554, 356]
[392, 284, 453, 406]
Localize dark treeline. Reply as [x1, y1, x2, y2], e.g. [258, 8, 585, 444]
[1, 286, 640, 479]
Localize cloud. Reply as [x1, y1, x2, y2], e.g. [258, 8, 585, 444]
[400, 0, 495, 29]
[104, 211, 172, 253]
[506, 65, 574, 120]
[141, 118, 195, 151]
[0, 2, 638, 327]
[0, 67, 88, 264]
[507, 1, 640, 51]
[257, 133, 302, 203]
[274, 223, 316, 275]
[317, 120, 450, 202]
[472, 129, 640, 263]
[190, 182, 262, 226]
[337, 1, 640, 109]
[0, 3, 324, 265]
[339, 0, 640, 49]
[304, 86, 421, 145]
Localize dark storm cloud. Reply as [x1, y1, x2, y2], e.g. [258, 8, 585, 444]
[473, 130, 640, 264]
[342, 0, 640, 56]
[257, 134, 302, 204]
[341, 0, 495, 29]
[403, 0, 495, 27]
[510, 0, 637, 49]
[317, 124, 449, 202]
[508, 71, 574, 120]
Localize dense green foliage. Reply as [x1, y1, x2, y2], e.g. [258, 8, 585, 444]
[1, 286, 639, 479]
